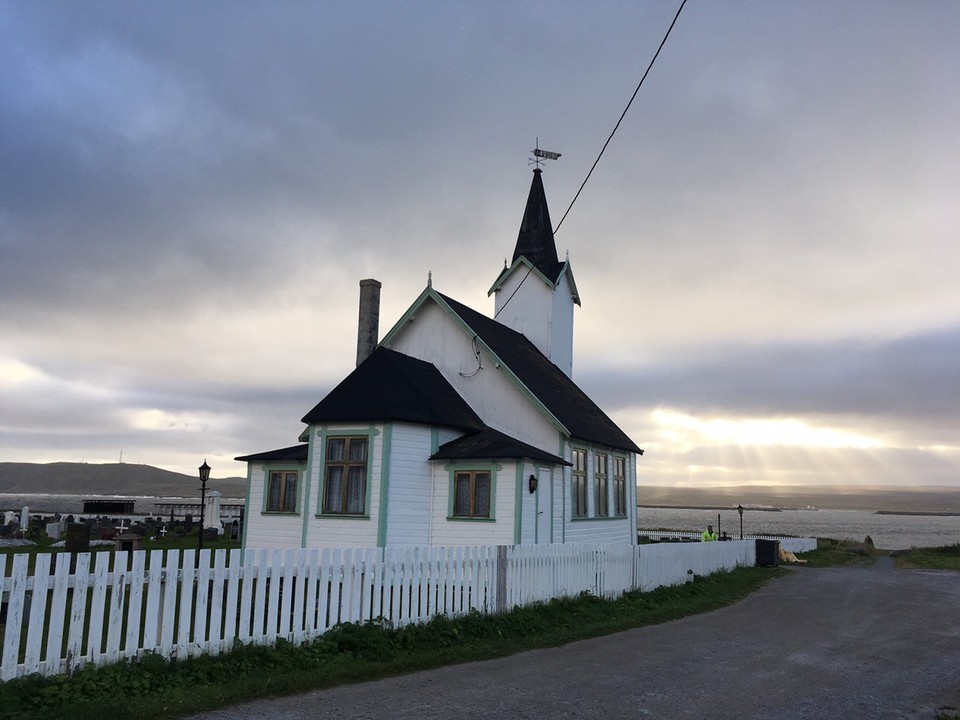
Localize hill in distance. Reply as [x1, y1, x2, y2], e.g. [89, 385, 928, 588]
[0, 462, 247, 498]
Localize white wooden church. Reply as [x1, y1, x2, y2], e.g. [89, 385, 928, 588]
[237, 169, 643, 549]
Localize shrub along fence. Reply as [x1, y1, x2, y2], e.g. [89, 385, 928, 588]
[1, 539, 759, 681]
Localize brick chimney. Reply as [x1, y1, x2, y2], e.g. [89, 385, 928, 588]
[356, 279, 382, 366]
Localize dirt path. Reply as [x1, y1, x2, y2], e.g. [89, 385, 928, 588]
[187, 559, 960, 720]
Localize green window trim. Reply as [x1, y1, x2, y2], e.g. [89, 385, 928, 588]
[444, 461, 498, 521]
[315, 426, 376, 518]
[261, 466, 304, 515]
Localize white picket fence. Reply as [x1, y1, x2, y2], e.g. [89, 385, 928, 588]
[1, 540, 759, 682]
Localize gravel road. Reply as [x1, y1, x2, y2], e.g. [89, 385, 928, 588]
[187, 558, 960, 720]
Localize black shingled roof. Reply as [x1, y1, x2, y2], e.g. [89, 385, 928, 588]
[430, 427, 570, 465]
[235, 443, 308, 463]
[436, 292, 643, 455]
[512, 169, 565, 283]
[301, 347, 485, 432]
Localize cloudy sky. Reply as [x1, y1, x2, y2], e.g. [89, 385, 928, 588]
[2, 1, 957, 490]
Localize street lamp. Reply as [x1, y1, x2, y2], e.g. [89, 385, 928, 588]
[198, 460, 211, 563]
[737, 503, 744, 540]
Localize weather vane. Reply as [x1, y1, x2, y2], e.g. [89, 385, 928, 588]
[529, 137, 561, 168]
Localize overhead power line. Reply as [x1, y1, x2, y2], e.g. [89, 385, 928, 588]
[553, 0, 688, 234]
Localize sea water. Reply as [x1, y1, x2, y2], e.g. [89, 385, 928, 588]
[639, 506, 960, 550]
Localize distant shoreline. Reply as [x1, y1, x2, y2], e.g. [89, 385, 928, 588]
[874, 510, 960, 517]
[639, 504, 784, 512]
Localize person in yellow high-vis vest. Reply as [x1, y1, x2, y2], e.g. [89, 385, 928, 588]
[701, 525, 718, 542]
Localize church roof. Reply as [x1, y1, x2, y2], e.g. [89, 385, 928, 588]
[300, 347, 485, 432]
[430, 427, 570, 466]
[512, 169, 565, 283]
[434, 292, 643, 455]
[235, 443, 308, 463]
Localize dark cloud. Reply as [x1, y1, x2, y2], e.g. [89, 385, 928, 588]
[581, 326, 960, 425]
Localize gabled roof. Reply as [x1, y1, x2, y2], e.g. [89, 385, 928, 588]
[235, 443, 308, 463]
[382, 288, 642, 455]
[512, 169, 565, 283]
[430, 427, 570, 465]
[435, 292, 640, 454]
[488, 255, 581, 306]
[301, 346, 485, 432]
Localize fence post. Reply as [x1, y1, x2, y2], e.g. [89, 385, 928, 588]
[495, 545, 508, 613]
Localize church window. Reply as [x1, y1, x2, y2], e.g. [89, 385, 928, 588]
[595, 453, 609, 517]
[614, 456, 627, 516]
[572, 448, 587, 517]
[266, 470, 299, 513]
[452, 470, 492, 518]
[323, 436, 368, 514]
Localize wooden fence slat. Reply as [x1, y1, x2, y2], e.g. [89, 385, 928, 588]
[264, 549, 282, 643]
[24, 553, 52, 675]
[159, 551, 179, 658]
[104, 552, 127, 665]
[222, 548, 242, 652]
[143, 550, 164, 653]
[176, 551, 195, 660]
[66, 553, 91, 675]
[292, 549, 308, 643]
[124, 552, 146, 660]
[1, 554, 28, 680]
[43, 553, 71, 675]
[208, 549, 227, 653]
[192, 551, 211, 656]
[278, 549, 295, 641]
[316, 548, 332, 634]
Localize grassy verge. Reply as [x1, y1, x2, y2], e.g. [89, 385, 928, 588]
[895, 544, 960, 571]
[0, 566, 778, 720]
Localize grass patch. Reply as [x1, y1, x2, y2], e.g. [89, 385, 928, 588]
[0, 566, 778, 720]
[794, 538, 881, 568]
[895, 544, 960, 571]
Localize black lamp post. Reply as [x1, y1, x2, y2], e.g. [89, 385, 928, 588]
[737, 503, 744, 540]
[198, 460, 211, 563]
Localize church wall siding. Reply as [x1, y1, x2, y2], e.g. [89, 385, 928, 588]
[300, 423, 383, 549]
[427, 459, 517, 546]
[243, 462, 308, 550]
[383, 423, 433, 546]
[388, 301, 558, 452]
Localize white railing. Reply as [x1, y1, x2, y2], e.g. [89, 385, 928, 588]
[1, 540, 761, 682]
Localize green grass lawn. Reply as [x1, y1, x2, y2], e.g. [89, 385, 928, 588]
[0, 566, 779, 720]
[895, 544, 960, 571]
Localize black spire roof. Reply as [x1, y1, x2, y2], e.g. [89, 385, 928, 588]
[512, 169, 564, 282]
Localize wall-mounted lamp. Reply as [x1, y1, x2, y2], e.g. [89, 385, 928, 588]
[528, 474, 538, 494]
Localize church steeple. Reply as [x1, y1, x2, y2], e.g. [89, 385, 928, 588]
[489, 168, 580, 377]
[512, 169, 561, 281]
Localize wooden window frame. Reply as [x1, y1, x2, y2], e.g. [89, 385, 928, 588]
[595, 452, 609, 517]
[452, 470, 492, 519]
[321, 435, 369, 515]
[264, 469, 300, 514]
[572, 448, 587, 517]
[614, 456, 627, 517]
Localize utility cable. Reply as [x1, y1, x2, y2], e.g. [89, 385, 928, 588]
[553, 0, 688, 234]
